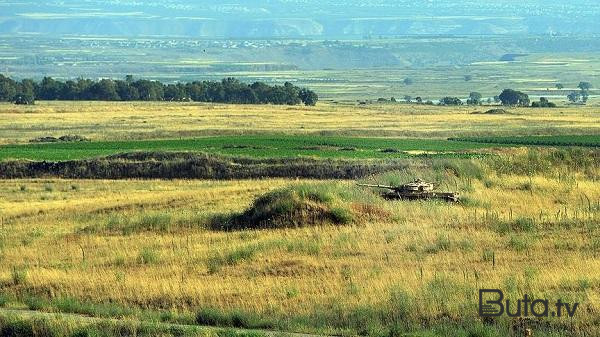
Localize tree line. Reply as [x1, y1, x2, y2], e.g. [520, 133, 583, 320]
[0, 75, 319, 106]
[437, 89, 557, 107]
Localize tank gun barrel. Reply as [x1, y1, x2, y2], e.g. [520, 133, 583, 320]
[356, 183, 398, 190]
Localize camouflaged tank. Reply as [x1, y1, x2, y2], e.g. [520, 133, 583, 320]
[358, 179, 459, 202]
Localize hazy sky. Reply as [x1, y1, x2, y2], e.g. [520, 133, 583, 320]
[1, 0, 599, 37]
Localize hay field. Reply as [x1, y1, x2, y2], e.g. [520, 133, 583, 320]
[1, 101, 599, 145]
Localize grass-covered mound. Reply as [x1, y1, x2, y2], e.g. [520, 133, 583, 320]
[213, 183, 388, 230]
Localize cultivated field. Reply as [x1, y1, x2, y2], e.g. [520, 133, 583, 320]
[1, 101, 599, 145]
[0, 101, 599, 336]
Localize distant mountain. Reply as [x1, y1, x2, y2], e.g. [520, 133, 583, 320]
[1, 0, 599, 38]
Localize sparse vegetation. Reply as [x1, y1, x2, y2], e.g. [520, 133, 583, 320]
[0, 95, 599, 336]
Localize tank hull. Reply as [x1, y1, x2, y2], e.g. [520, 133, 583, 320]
[380, 191, 459, 202]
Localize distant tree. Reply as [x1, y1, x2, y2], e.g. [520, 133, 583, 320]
[0, 75, 314, 106]
[116, 80, 140, 101]
[581, 90, 589, 103]
[578, 82, 592, 91]
[493, 96, 501, 103]
[403, 95, 412, 103]
[299, 88, 318, 106]
[567, 91, 581, 103]
[415, 96, 423, 104]
[74, 78, 94, 100]
[390, 96, 396, 103]
[268, 85, 291, 105]
[486, 97, 492, 104]
[283, 82, 301, 105]
[250, 82, 271, 103]
[37, 77, 64, 100]
[555, 83, 564, 90]
[60, 80, 79, 100]
[531, 97, 556, 108]
[164, 83, 188, 101]
[133, 80, 164, 101]
[439, 97, 463, 106]
[467, 92, 482, 105]
[499, 89, 529, 106]
[403, 78, 414, 86]
[0, 74, 17, 101]
[89, 79, 120, 101]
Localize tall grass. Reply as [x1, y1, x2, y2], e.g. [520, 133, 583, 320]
[0, 160, 599, 336]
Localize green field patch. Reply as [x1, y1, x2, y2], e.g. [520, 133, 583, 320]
[451, 135, 600, 147]
[0, 135, 496, 161]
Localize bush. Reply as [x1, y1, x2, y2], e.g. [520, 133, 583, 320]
[138, 247, 159, 265]
[508, 235, 532, 252]
[196, 307, 274, 330]
[214, 183, 382, 230]
[11, 267, 27, 286]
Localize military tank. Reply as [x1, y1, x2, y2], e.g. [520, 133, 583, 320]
[357, 179, 459, 202]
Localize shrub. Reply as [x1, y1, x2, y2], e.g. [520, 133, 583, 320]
[196, 307, 274, 330]
[215, 184, 381, 230]
[482, 249, 495, 262]
[138, 247, 159, 265]
[424, 234, 452, 254]
[493, 217, 536, 234]
[11, 267, 27, 286]
[206, 242, 274, 273]
[508, 235, 531, 252]
[196, 307, 232, 326]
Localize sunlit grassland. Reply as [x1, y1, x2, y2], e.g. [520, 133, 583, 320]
[1, 101, 599, 145]
[0, 154, 599, 335]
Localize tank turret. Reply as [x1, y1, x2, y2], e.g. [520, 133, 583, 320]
[357, 179, 459, 202]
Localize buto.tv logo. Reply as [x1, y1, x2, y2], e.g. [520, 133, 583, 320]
[479, 289, 579, 318]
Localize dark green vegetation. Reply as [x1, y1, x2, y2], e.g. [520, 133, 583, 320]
[0, 303, 585, 337]
[498, 89, 531, 106]
[1, 135, 597, 179]
[0, 312, 266, 337]
[0, 151, 414, 180]
[214, 184, 384, 230]
[0, 75, 318, 106]
[453, 135, 600, 147]
[0, 135, 494, 161]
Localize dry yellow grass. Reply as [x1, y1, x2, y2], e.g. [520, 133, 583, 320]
[0, 170, 598, 333]
[1, 101, 598, 144]
[1, 100, 599, 335]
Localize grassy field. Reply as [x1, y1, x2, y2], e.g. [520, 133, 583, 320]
[1, 100, 599, 336]
[0, 150, 599, 336]
[454, 135, 600, 147]
[2, 134, 598, 162]
[1, 101, 599, 145]
[0, 135, 497, 161]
